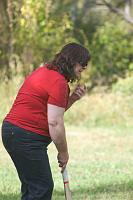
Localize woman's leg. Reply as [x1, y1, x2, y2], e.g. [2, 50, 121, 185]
[2, 121, 53, 200]
[10, 146, 54, 200]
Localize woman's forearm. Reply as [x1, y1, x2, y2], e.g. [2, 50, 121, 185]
[66, 96, 76, 110]
[48, 119, 68, 153]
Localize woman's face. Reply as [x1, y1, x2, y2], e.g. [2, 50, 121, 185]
[74, 63, 87, 79]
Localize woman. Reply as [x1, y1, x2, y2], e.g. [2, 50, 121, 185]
[1, 43, 91, 200]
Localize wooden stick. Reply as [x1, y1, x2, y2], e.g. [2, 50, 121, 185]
[62, 168, 72, 200]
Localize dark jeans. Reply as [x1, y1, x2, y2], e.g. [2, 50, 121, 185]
[1, 121, 53, 200]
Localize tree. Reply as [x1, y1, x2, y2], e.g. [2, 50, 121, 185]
[90, 21, 133, 87]
[0, 0, 23, 79]
[96, 0, 133, 25]
[0, 0, 74, 79]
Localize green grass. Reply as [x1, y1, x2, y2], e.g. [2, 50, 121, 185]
[1, 126, 133, 200]
[0, 77, 23, 123]
[0, 77, 133, 129]
[65, 93, 133, 129]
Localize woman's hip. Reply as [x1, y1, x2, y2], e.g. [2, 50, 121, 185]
[1, 121, 52, 153]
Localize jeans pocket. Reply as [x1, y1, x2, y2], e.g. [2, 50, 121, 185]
[2, 127, 15, 153]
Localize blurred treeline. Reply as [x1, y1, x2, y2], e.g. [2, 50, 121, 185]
[0, 0, 133, 90]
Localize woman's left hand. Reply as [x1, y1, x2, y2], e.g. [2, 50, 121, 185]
[70, 84, 86, 102]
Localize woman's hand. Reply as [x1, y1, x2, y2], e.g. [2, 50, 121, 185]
[70, 84, 86, 102]
[66, 84, 86, 110]
[57, 152, 69, 172]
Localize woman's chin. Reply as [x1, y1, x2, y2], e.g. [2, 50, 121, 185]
[76, 73, 81, 79]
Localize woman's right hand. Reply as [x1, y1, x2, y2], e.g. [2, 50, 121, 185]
[57, 152, 69, 172]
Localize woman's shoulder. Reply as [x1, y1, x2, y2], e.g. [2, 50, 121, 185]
[43, 64, 67, 82]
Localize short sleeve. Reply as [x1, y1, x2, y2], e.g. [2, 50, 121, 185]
[48, 79, 70, 108]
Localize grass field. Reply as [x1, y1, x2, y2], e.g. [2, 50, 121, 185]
[0, 79, 133, 199]
[1, 125, 133, 200]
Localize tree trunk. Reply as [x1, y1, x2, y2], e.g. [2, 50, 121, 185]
[0, 0, 11, 79]
[98, 0, 133, 25]
[0, 0, 23, 80]
[7, 0, 14, 56]
[124, 0, 133, 23]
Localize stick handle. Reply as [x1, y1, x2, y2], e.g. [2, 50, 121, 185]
[62, 168, 72, 200]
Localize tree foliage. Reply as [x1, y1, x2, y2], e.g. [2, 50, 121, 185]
[0, 0, 75, 78]
[0, 0, 132, 88]
[90, 20, 133, 86]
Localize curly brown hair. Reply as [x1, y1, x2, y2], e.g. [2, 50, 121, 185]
[46, 43, 91, 82]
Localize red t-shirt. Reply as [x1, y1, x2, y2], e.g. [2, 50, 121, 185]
[5, 65, 70, 137]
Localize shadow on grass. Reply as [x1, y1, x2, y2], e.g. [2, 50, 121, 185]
[54, 179, 133, 196]
[1, 180, 133, 200]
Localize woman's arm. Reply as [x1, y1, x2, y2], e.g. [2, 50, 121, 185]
[47, 104, 69, 171]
